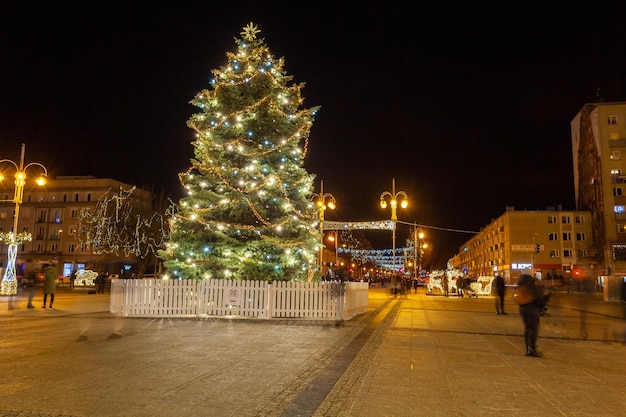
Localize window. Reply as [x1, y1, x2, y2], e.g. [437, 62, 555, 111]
[613, 245, 626, 261]
[71, 209, 78, 219]
[575, 215, 585, 224]
[561, 215, 571, 224]
[576, 232, 586, 241]
[548, 232, 558, 240]
[611, 151, 621, 160]
[563, 249, 573, 258]
[562, 232, 571, 241]
[74, 193, 79, 202]
[577, 249, 588, 258]
[547, 215, 557, 224]
[609, 115, 618, 125]
[549, 249, 559, 258]
[617, 224, 626, 233]
[69, 243, 75, 253]
[87, 193, 92, 202]
[614, 188, 624, 197]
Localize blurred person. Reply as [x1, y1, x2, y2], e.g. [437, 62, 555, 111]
[494, 274, 507, 315]
[442, 276, 449, 297]
[516, 274, 544, 357]
[42, 264, 56, 308]
[23, 261, 38, 309]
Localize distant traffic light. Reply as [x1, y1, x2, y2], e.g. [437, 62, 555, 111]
[573, 269, 581, 278]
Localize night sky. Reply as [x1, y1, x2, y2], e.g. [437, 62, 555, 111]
[2, 2, 626, 267]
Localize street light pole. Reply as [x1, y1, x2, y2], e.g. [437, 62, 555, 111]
[380, 178, 408, 277]
[0, 144, 48, 295]
[310, 180, 336, 272]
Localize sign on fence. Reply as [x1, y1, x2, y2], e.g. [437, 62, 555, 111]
[224, 287, 241, 307]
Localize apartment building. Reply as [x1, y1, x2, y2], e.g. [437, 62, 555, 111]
[450, 207, 593, 284]
[571, 102, 626, 275]
[0, 176, 151, 278]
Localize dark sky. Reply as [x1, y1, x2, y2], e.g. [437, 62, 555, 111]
[2, 2, 626, 267]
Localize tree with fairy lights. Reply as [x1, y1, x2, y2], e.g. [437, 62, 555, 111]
[160, 23, 321, 281]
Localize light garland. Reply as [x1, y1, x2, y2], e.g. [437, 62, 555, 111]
[162, 22, 320, 281]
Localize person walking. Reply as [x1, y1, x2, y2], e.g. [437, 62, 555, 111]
[494, 274, 507, 315]
[23, 262, 38, 309]
[442, 276, 449, 297]
[516, 274, 543, 357]
[42, 264, 56, 308]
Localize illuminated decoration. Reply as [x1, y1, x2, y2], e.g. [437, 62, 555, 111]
[160, 23, 319, 281]
[73, 270, 98, 287]
[0, 144, 47, 295]
[77, 187, 174, 259]
[323, 220, 394, 231]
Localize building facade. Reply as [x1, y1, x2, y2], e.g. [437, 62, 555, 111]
[450, 208, 593, 284]
[0, 176, 151, 279]
[571, 102, 626, 275]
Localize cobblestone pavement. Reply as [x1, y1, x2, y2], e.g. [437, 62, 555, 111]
[1, 286, 625, 417]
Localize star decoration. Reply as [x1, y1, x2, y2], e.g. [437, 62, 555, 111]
[241, 22, 261, 41]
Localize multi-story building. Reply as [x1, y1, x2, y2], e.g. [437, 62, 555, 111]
[450, 207, 593, 284]
[571, 102, 626, 275]
[0, 176, 151, 279]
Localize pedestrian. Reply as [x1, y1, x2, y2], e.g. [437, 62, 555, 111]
[413, 279, 418, 294]
[456, 277, 464, 297]
[494, 274, 507, 315]
[515, 274, 544, 357]
[442, 276, 449, 297]
[70, 270, 76, 288]
[42, 264, 56, 308]
[96, 272, 106, 293]
[23, 262, 38, 309]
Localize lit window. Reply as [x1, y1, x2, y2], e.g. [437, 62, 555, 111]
[609, 115, 618, 125]
[615, 205, 625, 214]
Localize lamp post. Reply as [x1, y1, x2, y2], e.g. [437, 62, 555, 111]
[309, 180, 336, 271]
[327, 231, 339, 268]
[413, 224, 425, 280]
[379, 178, 408, 277]
[0, 144, 48, 295]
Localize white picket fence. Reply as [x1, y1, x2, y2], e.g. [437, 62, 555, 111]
[109, 279, 369, 320]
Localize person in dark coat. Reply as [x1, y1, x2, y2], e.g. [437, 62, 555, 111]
[494, 275, 507, 315]
[517, 274, 542, 357]
[42, 264, 56, 308]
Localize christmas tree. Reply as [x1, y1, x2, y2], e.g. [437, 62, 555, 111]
[161, 23, 321, 281]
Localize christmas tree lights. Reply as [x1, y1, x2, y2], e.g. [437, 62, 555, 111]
[160, 23, 320, 281]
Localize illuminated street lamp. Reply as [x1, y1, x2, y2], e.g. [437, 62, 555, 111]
[327, 231, 339, 268]
[0, 144, 48, 295]
[309, 180, 336, 270]
[380, 178, 408, 276]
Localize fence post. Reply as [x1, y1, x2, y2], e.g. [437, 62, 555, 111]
[266, 282, 273, 319]
[336, 282, 345, 324]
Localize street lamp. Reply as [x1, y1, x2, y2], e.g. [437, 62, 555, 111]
[327, 231, 339, 268]
[309, 180, 336, 271]
[0, 144, 48, 295]
[380, 178, 408, 277]
[413, 225, 425, 279]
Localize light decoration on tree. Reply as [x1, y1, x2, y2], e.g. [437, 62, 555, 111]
[77, 187, 173, 258]
[160, 23, 320, 281]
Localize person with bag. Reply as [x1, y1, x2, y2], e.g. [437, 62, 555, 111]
[515, 274, 543, 357]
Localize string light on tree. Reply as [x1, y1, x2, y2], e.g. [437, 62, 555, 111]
[161, 23, 320, 281]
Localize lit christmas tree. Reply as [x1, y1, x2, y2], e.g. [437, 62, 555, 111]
[161, 23, 321, 281]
